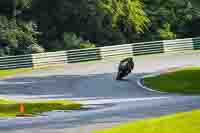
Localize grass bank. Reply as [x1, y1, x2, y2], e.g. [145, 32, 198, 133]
[0, 68, 32, 78]
[0, 99, 81, 117]
[144, 67, 200, 94]
[93, 110, 200, 133]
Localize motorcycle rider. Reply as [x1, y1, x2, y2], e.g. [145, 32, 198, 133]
[116, 57, 134, 80]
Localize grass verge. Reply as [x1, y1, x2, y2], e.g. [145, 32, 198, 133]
[0, 68, 32, 78]
[0, 99, 81, 117]
[92, 110, 200, 133]
[144, 67, 200, 94]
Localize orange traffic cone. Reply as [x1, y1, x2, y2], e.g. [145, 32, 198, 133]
[19, 103, 25, 113]
[17, 103, 32, 117]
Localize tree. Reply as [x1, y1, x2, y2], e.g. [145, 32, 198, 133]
[12, 0, 16, 17]
[158, 23, 176, 39]
[143, 0, 194, 39]
[31, 0, 150, 47]
[98, 0, 150, 33]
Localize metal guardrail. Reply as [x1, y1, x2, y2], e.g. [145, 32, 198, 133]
[163, 38, 194, 53]
[32, 51, 67, 68]
[133, 41, 164, 55]
[67, 48, 101, 63]
[0, 54, 33, 69]
[0, 37, 200, 69]
[192, 37, 200, 50]
[100, 44, 133, 59]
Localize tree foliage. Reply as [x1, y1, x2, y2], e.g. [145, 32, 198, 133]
[98, 0, 150, 33]
[31, 0, 150, 47]
[0, 0, 200, 56]
[158, 23, 176, 39]
[0, 16, 44, 56]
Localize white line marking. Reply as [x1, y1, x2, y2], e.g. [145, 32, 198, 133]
[78, 97, 170, 105]
[137, 72, 168, 94]
[137, 78, 167, 93]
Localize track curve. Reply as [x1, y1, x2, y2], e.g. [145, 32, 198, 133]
[0, 51, 200, 133]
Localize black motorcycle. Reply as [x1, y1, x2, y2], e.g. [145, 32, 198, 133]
[116, 57, 134, 80]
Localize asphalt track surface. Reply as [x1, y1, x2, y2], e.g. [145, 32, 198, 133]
[0, 52, 200, 133]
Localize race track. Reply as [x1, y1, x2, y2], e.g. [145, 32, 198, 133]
[0, 52, 200, 133]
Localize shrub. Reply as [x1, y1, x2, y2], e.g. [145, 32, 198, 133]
[63, 32, 96, 49]
[158, 23, 176, 40]
[0, 16, 43, 56]
[80, 41, 96, 49]
[28, 44, 44, 53]
[63, 32, 83, 50]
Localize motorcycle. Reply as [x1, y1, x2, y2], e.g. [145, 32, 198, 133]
[116, 69, 130, 80]
[116, 57, 134, 80]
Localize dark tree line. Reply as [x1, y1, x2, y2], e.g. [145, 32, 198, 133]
[0, 0, 200, 56]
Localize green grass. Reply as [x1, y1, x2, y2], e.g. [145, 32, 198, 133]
[0, 99, 81, 117]
[0, 68, 32, 78]
[144, 67, 200, 94]
[93, 110, 200, 133]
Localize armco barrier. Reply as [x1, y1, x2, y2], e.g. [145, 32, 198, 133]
[0, 37, 200, 69]
[100, 44, 133, 60]
[32, 51, 67, 68]
[0, 54, 33, 70]
[193, 37, 200, 50]
[163, 38, 194, 53]
[133, 40, 164, 56]
[67, 48, 101, 63]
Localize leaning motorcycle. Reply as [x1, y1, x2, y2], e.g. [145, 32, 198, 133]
[116, 58, 134, 80]
[116, 69, 130, 80]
